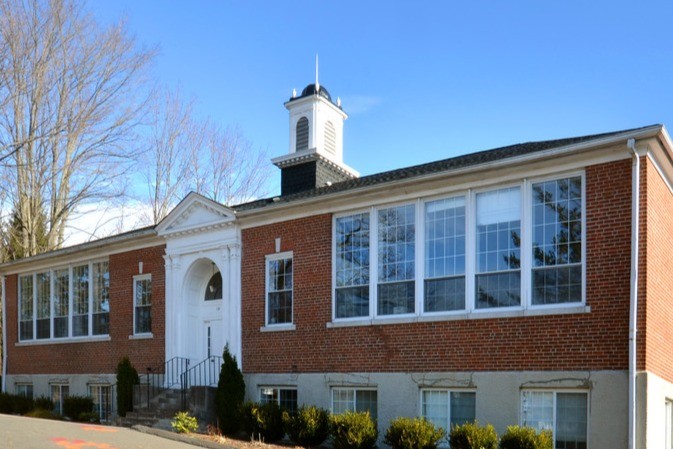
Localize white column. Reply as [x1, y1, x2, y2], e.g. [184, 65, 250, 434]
[163, 254, 174, 364]
[228, 242, 242, 368]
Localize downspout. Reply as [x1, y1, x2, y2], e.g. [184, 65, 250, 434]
[627, 138, 640, 449]
[2, 275, 7, 393]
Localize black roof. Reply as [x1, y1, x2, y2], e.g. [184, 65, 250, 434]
[234, 125, 659, 212]
[289, 83, 333, 103]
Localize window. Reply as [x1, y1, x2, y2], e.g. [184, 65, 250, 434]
[53, 268, 69, 338]
[332, 175, 584, 322]
[36, 272, 51, 339]
[666, 400, 673, 449]
[18, 261, 110, 341]
[424, 197, 466, 312]
[89, 385, 112, 422]
[16, 384, 33, 399]
[266, 253, 293, 325]
[476, 187, 521, 309]
[51, 384, 70, 415]
[296, 117, 309, 151]
[133, 275, 152, 334]
[72, 264, 89, 337]
[205, 272, 223, 301]
[92, 261, 110, 335]
[260, 387, 298, 413]
[19, 275, 33, 340]
[378, 204, 415, 315]
[421, 390, 475, 431]
[332, 388, 377, 420]
[335, 213, 370, 318]
[521, 391, 587, 449]
[532, 177, 583, 305]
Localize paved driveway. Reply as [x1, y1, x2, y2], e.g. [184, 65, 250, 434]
[0, 414, 204, 449]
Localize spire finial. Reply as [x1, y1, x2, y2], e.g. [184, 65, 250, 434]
[315, 54, 319, 92]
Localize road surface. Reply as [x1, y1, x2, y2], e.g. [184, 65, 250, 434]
[0, 414, 209, 449]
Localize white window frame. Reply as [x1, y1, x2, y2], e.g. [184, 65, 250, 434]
[15, 383, 33, 399]
[331, 387, 378, 419]
[420, 389, 476, 432]
[88, 384, 112, 422]
[133, 274, 152, 336]
[259, 386, 298, 411]
[520, 389, 589, 448]
[666, 399, 673, 449]
[17, 259, 111, 342]
[51, 383, 70, 415]
[330, 172, 586, 324]
[264, 251, 294, 328]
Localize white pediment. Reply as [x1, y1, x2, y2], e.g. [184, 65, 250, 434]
[156, 192, 236, 237]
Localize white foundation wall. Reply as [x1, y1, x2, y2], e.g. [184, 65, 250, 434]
[5, 373, 116, 399]
[246, 370, 628, 449]
[638, 371, 673, 449]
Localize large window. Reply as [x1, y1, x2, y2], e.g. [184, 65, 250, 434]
[378, 204, 415, 315]
[332, 175, 584, 321]
[532, 177, 583, 305]
[421, 390, 475, 432]
[476, 187, 521, 309]
[19, 261, 110, 341]
[332, 388, 377, 420]
[260, 387, 298, 413]
[521, 391, 587, 449]
[266, 253, 293, 326]
[335, 213, 370, 318]
[425, 197, 466, 312]
[89, 385, 112, 422]
[134, 274, 152, 335]
[51, 384, 70, 415]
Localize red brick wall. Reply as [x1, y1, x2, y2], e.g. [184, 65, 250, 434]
[241, 160, 633, 373]
[5, 244, 166, 375]
[643, 157, 673, 382]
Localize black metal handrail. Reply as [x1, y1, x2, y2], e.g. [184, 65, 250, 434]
[135, 356, 190, 409]
[180, 356, 223, 409]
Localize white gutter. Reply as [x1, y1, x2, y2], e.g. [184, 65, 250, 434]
[628, 137, 640, 449]
[2, 275, 6, 392]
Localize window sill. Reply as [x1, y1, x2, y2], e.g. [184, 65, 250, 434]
[129, 333, 153, 340]
[260, 324, 296, 332]
[326, 305, 591, 328]
[15, 335, 111, 346]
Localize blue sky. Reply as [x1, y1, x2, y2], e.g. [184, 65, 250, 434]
[89, 1, 673, 195]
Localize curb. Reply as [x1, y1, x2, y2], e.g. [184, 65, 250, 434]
[132, 425, 236, 449]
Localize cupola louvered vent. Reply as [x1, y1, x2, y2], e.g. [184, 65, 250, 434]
[325, 121, 336, 154]
[296, 117, 309, 151]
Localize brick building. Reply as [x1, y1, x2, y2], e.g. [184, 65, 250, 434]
[2, 81, 673, 449]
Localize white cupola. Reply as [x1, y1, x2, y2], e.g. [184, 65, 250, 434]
[271, 69, 358, 196]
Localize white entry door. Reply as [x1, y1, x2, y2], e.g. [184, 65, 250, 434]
[205, 319, 223, 359]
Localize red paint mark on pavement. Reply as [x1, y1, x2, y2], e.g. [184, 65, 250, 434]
[81, 425, 119, 433]
[51, 437, 118, 449]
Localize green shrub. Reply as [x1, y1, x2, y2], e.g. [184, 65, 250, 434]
[242, 401, 285, 442]
[77, 412, 101, 423]
[284, 405, 331, 447]
[63, 396, 94, 421]
[172, 411, 199, 433]
[215, 344, 245, 435]
[330, 410, 378, 449]
[34, 396, 54, 411]
[449, 422, 498, 449]
[499, 426, 552, 449]
[25, 408, 61, 420]
[384, 417, 445, 449]
[0, 393, 34, 415]
[116, 356, 139, 417]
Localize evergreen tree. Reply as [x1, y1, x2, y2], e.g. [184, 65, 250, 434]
[116, 357, 139, 417]
[216, 344, 245, 435]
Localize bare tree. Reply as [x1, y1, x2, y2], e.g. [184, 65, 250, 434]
[190, 123, 272, 206]
[0, 0, 154, 258]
